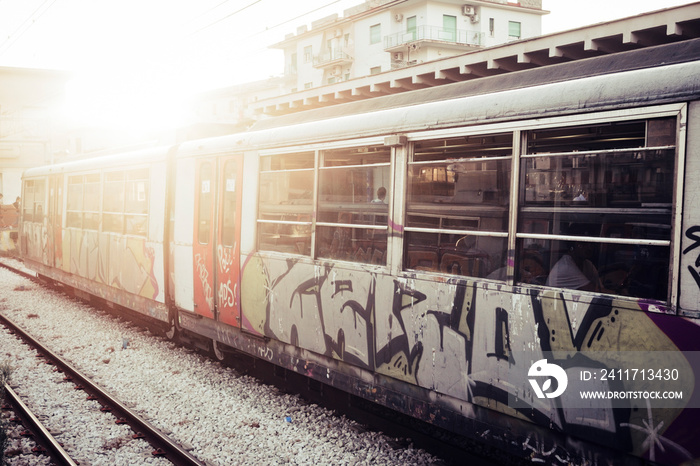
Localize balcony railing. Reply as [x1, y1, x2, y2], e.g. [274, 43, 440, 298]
[313, 48, 354, 68]
[384, 25, 483, 49]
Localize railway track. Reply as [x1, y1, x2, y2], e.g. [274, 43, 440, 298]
[0, 312, 204, 466]
[2, 382, 77, 465]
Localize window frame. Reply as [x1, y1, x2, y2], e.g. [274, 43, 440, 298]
[315, 145, 392, 265]
[369, 23, 381, 45]
[102, 168, 150, 237]
[256, 137, 388, 261]
[405, 103, 686, 307]
[404, 133, 514, 278]
[22, 179, 45, 223]
[508, 21, 521, 40]
[257, 150, 316, 256]
[252, 104, 686, 308]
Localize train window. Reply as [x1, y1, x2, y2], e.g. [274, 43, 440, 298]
[516, 118, 675, 301]
[257, 152, 314, 255]
[66, 176, 84, 228]
[404, 134, 512, 278]
[22, 179, 45, 223]
[316, 146, 390, 265]
[198, 163, 213, 244]
[66, 174, 99, 231]
[103, 172, 125, 233]
[103, 169, 149, 236]
[125, 169, 149, 236]
[221, 160, 237, 247]
[83, 174, 100, 230]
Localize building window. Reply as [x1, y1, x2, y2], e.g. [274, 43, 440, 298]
[370, 23, 381, 45]
[489, 18, 495, 37]
[290, 53, 298, 75]
[304, 82, 313, 89]
[370, 66, 381, 75]
[443, 15, 457, 42]
[303, 45, 312, 63]
[407, 16, 417, 40]
[508, 21, 521, 40]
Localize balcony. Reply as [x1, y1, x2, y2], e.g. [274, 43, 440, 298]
[384, 25, 483, 51]
[313, 48, 354, 69]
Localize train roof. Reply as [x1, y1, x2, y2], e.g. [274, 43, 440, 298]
[22, 144, 171, 178]
[251, 38, 700, 133]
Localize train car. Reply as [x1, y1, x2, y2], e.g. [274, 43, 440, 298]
[20, 38, 700, 464]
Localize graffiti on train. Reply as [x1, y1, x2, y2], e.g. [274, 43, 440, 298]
[217, 244, 238, 309]
[683, 225, 700, 289]
[62, 230, 160, 299]
[195, 253, 215, 311]
[241, 253, 697, 462]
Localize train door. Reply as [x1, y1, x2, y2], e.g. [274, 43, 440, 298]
[46, 174, 63, 268]
[192, 156, 243, 327]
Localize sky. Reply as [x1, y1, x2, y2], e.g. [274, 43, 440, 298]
[0, 0, 696, 130]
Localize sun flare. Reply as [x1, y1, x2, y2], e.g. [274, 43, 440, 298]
[63, 68, 195, 132]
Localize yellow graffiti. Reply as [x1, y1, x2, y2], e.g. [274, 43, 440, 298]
[240, 254, 270, 336]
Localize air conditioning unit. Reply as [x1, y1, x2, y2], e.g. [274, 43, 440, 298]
[462, 5, 479, 23]
[393, 52, 404, 60]
[394, 13, 403, 22]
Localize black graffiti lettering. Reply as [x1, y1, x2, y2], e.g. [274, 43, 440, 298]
[332, 280, 353, 298]
[688, 266, 700, 290]
[487, 307, 512, 362]
[682, 225, 700, 255]
[683, 226, 700, 290]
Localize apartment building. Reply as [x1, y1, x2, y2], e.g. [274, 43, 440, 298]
[273, 0, 545, 92]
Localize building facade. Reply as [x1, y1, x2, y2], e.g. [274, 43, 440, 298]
[273, 0, 545, 92]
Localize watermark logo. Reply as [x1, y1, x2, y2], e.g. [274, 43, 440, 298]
[528, 359, 568, 399]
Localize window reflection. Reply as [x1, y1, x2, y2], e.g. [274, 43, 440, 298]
[22, 179, 45, 223]
[405, 133, 512, 278]
[517, 118, 675, 301]
[316, 146, 390, 265]
[257, 152, 314, 255]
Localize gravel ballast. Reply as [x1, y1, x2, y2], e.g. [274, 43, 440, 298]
[0, 264, 440, 465]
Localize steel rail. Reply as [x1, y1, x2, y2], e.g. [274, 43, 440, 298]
[0, 312, 205, 466]
[3, 382, 78, 466]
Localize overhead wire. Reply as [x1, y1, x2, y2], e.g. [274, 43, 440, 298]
[189, 0, 344, 38]
[185, 0, 348, 68]
[0, 0, 59, 57]
[190, 0, 265, 36]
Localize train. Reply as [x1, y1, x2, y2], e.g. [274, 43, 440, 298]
[18, 38, 700, 464]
